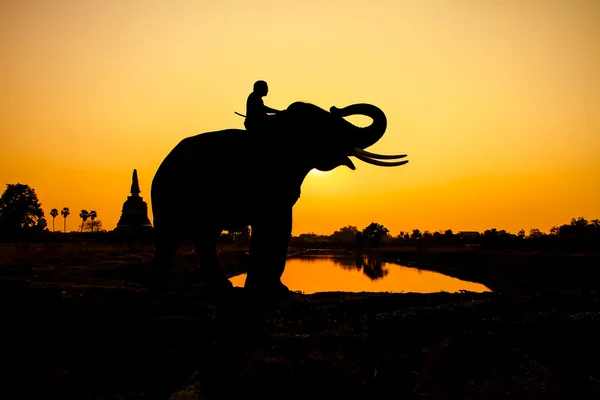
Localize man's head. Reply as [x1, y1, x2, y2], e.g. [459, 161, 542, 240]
[253, 80, 268, 96]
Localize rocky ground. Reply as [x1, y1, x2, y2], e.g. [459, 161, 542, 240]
[1, 243, 599, 399]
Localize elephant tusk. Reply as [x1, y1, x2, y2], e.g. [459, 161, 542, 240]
[353, 147, 407, 160]
[353, 153, 409, 167]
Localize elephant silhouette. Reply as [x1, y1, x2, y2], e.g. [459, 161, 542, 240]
[149, 101, 408, 303]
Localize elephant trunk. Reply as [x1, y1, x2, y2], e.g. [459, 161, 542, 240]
[330, 103, 387, 149]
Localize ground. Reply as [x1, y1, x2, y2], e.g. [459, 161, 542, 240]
[2, 242, 599, 399]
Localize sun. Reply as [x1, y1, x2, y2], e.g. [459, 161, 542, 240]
[309, 169, 330, 176]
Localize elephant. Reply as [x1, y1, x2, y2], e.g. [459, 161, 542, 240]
[148, 101, 408, 302]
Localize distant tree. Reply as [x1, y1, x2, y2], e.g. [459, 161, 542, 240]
[410, 229, 422, 240]
[517, 229, 525, 239]
[438, 229, 455, 245]
[529, 228, 543, 239]
[0, 184, 47, 237]
[482, 228, 514, 248]
[422, 230, 433, 240]
[297, 232, 330, 243]
[298, 233, 317, 239]
[89, 210, 97, 232]
[79, 210, 89, 233]
[591, 220, 600, 243]
[362, 222, 389, 247]
[330, 225, 359, 243]
[484, 228, 498, 238]
[549, 226, 559, 235]
[558, 216, 598, 244]
[355, 231, 365, 248]
[571, 217, 588, 227]
[61, 207, 70, 232]
[50, 208, 58, 232]
[391, 231, 407, 245]
[83, 219, 103, 232]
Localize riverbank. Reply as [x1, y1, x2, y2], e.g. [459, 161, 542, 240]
[1, 243, 599, 398]
[4, 284, 599, 398]
[361, 247, 600, 293]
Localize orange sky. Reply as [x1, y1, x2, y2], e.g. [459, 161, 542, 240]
[1, 0, 599, 235]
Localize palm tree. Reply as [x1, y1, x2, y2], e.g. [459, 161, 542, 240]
[61, 207, 70, 232]
[79, 210, 89, 232]
[89, 210, 97, 232]
[50, 208, 58, 232]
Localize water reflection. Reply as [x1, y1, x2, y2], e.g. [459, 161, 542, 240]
[334, 255, 389, 280]
[335, 256, 361, 269]
[230, 255, 491, 294]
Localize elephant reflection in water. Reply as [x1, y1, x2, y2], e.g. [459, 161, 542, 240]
[149, 101, 408, 303]
[355, 256, 389, 281]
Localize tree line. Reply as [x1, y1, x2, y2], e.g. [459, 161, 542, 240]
[1, 183, 597, 250]
[293, 218, 600, 250]
[0, 183, 103, 240]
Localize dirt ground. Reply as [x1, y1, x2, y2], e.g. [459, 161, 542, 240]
[2, 243, 599, 399]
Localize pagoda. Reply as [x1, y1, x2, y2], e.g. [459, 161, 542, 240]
[114, 169, 153, 231]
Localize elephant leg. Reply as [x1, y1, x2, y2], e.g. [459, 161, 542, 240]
[192, 229, 233, 298]
[149, 228, 182, 293]
[245, 207, 292, 300]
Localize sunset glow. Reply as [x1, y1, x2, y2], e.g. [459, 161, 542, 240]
[2, 0, 599, 235]
[229, 257, 491, 294]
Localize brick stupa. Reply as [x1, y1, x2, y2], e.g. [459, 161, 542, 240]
[114, 169, 152, 231]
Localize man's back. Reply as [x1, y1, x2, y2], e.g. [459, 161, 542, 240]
[245, 91, 266, 131]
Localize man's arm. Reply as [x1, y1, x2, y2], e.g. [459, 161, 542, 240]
[264, 105, 280, 114]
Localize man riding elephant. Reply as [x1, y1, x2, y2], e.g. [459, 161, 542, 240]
[149, 98, 409, 305]
[244, 80, 281, 132]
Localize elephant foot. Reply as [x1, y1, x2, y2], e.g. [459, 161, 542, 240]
[243, 279, 291, 308]
[278, 281, 290, 295]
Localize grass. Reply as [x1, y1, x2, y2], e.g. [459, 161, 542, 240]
[1, 242, 599, 398]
